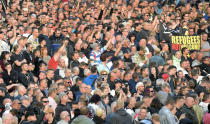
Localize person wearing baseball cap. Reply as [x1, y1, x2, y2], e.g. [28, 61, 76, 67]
[55, 92, 71, 121]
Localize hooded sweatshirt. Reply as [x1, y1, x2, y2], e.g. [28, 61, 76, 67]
[71, 115, 95, 124]
[110, 108, 133, 124]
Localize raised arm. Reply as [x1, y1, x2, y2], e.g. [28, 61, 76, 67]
[10, 24, 17, 45]
[53, 40, 68, 62]
[105, 35, 113, 49]
[114, 42, 122, 56]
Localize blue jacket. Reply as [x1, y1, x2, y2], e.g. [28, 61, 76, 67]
[128, 79, 137, 94]
[83, 74, 99, 90]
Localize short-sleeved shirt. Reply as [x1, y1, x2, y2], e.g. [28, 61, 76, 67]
[48, 56, 58, 70]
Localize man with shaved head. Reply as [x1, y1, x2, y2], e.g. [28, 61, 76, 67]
[2, 112, 18, 124]
[57, 111, 70, 124]
[181, 95, 199, 124]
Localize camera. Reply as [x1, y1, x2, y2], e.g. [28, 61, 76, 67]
[125, 82, 129, 88]
[5, 103, 12, 111]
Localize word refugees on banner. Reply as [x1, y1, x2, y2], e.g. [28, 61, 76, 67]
[171, 36, 201, 52]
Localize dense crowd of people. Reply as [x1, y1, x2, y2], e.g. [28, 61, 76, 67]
[0, 0, 210, 124]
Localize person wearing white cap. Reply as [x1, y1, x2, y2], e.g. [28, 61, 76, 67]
[135, 82, 144, 101]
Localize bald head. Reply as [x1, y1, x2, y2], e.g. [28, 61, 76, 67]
[3, 98, 12, 106]
[185, 97, 195, 108]
[2, 113, 18, 124]
[60, 111, 70, 120]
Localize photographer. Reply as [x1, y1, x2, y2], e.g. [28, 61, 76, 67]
[21, 103, 44, 124]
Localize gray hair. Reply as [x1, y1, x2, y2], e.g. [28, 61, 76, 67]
[161, 83, 170, 89]
[72, 66, 79, 74]
[84, 69, 90, 77]
[2, 113, 18, 124]
[156, 79, 165, 86]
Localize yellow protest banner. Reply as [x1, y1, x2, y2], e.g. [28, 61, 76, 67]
[171, 36, 201, 52]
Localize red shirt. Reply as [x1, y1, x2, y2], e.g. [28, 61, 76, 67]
[48, 56, 58, 70]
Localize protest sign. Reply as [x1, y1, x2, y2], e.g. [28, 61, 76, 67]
[171, 36, 201, 52]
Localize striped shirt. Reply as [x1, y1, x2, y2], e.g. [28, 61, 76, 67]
[90, 46, 106, 65]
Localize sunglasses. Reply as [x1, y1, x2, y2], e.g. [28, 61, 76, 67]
[42, 101, 49, 103]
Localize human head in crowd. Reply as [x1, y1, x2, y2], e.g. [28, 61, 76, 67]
[0, 0, 209, 124]
[58, 111, 70, 124]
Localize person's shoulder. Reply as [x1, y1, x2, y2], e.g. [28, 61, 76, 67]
[10, 53, 16, 57]
[1, 40, 7, 44]
[57, 120, 68, 124]
[27, 35, 33, 40]
[83, 76, 89, 82]
[181, 104, 189, 111]
[133, 52, 139, 56]
[72, 115, 94, 124]
[22, 121, 36, 124]
[18, 72, 25, 76]
[109, 111, 118, 118]
[159, 107, 169, 114]
[96, 63, 103, 67]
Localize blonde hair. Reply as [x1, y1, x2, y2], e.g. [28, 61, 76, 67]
[99, 70, 108, 75]
[94, 89, 102, 96]
[95, 107, 104, 117]
[152, 113, 160, 122]
[116, 99, 124, 110]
